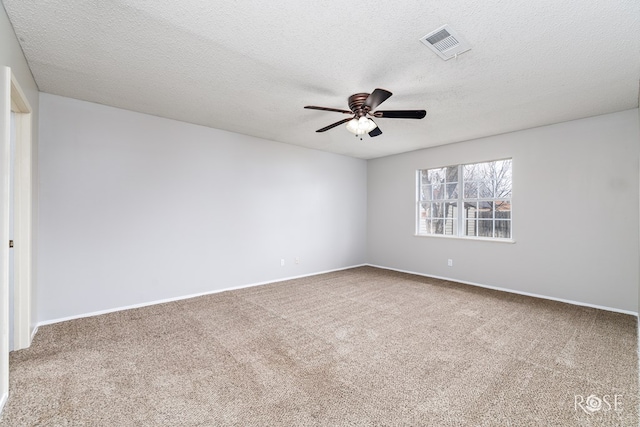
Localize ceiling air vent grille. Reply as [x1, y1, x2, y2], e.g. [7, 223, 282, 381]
[420, 25, 471, 61]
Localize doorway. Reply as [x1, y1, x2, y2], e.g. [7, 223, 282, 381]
[0, 67, 33, 413]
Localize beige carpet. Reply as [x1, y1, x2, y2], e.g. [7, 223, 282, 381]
[1, 266, 637, 426]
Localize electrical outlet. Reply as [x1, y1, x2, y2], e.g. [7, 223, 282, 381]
[280, 259, 285, 267]
[295, 257, 300, 264]
[447, 259, 453, 267]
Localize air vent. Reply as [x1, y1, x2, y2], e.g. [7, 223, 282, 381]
[420, 24, 471, 61]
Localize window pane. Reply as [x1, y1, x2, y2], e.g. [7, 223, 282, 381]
[445, 183, 458, 199]
[495, 201, 511, 219]
[445, 201, 457, 218]
[494, 160, 512, 198]
[476, 161, 492, 178]
[445, 202, 457, 231]
[477, 220, 493, 237]
[478, 201, 493, 219]
[426, 219, 434, 234]
[464, 202, 477, 219]
[445, 166, 458, 183]
[463, 164, 478, 181]
[425, 202, 433, 219]
[444, 202, 457, 235]
[498, 186, 512, 198]
[465, 219, 477, 236]
[429, 202, 443, 219]
[496, 178, 512, 198]
[495, 220, 511, 238]
[463, 182, 477, 198]
[418, 202, 428, 232]
[431, 219, 444, 234]
[427, 168, 445, 185]
[420, 184, 433, 202]
[479, 181, 494, 198]
[432, 183, 444, 200]
[420, 170, 430, 186]
[444, 219, 457, 235]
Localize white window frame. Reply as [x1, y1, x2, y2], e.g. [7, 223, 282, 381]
[416, 158, 513, 241]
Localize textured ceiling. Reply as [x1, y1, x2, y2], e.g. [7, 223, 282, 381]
[3, 0, 640, 159]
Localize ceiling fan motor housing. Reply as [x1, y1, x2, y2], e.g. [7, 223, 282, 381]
[348, 93, 371, 117]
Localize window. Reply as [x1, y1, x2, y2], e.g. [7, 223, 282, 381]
[417, 159, 512, 239]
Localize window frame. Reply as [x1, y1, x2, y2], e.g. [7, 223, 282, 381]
[416, 158, 513, 242]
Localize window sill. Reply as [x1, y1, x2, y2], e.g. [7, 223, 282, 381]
[414, 234, 516, 244]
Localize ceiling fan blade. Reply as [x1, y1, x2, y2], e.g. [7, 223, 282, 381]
[316, 117, 353, 132]
[304, 106, 352, 114]
[373, 110, 427, 119]
[364, 89, 392, 110]
[368, 125, 383, 137]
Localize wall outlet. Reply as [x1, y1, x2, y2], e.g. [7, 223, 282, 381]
[447, 259, 453, 267]
[280, 258, 285, 267]
[295, 257, 300, 264]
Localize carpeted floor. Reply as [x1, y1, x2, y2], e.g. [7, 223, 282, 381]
[0, 266, 637, 426]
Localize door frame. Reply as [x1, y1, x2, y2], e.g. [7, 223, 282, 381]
[10, 72, 32, 351]
[0, 66, 33, 413]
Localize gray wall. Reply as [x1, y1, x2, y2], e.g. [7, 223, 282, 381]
[38, 93, 367, 322]
[0, 3, 39, 331]
[368, 109, 640, 313]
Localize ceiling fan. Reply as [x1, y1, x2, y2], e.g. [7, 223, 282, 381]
[304, 88, 426, 138]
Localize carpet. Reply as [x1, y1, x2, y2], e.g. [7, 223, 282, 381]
[1, 266, 637, 426]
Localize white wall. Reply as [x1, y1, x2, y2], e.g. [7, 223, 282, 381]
[38, 93, 367, 322]
[0, 6, 37, 106]
[34, 93, 640, 320]
[0, 3, 39, 334]
[368, 110, 640, 313]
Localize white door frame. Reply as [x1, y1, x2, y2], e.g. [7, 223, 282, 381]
[10, 72, 32, 351]
[0, 66, 33, 413]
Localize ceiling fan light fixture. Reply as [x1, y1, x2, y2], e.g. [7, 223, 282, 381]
[306, 88, 426, 137]
[346, 117, 376, 135]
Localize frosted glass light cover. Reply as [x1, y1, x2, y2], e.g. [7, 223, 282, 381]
[346, 117, 376, 135]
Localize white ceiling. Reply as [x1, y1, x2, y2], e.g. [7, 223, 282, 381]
[3, 0, 639, 159]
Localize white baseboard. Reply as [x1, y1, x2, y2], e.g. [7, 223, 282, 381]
[30, 326, 38, 342]
[366, 264, 639, 317]
[34, 262, 639, 329]
[37, 264, 368, 327]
